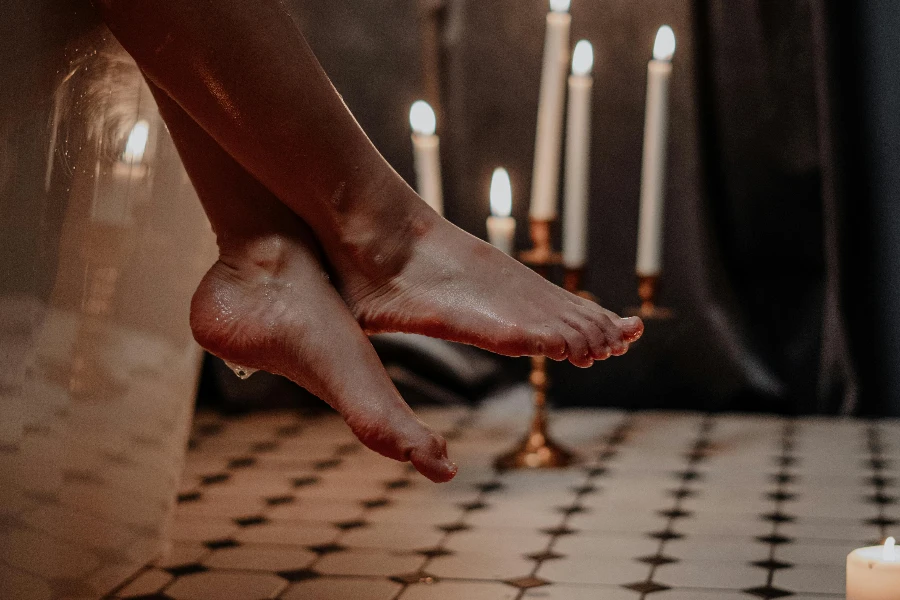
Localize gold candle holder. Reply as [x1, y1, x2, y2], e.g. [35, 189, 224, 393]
[629, 273, 674, 320]
[495, 220, 578, 470]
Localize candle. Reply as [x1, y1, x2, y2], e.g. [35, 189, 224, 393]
[487, 167, 516, 255]
[635, 25, 676, 278]
[562, 40, 594, 270]
[409, 100, 444, 215]
[529, 0, 571, 222]
[847, 537, 900, 599]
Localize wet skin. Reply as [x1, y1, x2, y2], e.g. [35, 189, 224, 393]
[96, 0, 643, 370]
[149, 83, 456, 482]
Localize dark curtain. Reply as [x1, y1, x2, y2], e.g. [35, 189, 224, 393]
[282, 0, 890, 415]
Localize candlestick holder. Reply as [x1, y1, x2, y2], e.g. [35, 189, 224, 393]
[628, 273, 674, 320]
[495, 221, 578, 470]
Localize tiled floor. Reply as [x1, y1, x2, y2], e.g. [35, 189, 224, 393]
[108, 395, 899, 599]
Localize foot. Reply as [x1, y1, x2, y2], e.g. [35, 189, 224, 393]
[189, 231, 456, 482]
[335, 185, 644, 369]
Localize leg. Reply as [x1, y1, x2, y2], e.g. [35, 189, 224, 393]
[96, 0, 643, 367]
[147, 81, 456, 482]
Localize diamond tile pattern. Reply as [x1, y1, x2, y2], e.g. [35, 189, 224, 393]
[99, 407, 899, 599]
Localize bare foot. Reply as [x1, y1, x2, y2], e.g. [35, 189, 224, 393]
[334, 184, 644, 369]
[189, 234, 455, 482]
[149, 83, 456, 482]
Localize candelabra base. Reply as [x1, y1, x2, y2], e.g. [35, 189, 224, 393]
[494, 429, 579, 470]
[627, 274, 675, 320]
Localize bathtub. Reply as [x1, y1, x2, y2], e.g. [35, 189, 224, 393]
[0, 3, 216, 598]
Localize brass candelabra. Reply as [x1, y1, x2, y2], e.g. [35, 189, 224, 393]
[494, 218, 580, 470]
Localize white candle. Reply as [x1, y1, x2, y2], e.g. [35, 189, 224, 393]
[410, 100, 444, 215]
[635, 25, 676, 277]
[562, 40, 594, 269]
[487, 167, 516, 255]
[529, 0, 571, 222]
[847, 537, 900, 600]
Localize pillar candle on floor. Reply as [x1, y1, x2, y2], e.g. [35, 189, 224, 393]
[529, 0, 571, 222]
[487, 167, 516, 256]
[562, 40, 594, 270]
[409, 100, 443, 215]
[635, 25, 675, 278]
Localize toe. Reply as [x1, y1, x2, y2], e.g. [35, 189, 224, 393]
[618, 315, 644, 342]
[560, 324, 593, 368]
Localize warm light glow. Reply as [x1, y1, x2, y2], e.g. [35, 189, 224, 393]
[549, 0, 571, 13]
[885, 537, 898, 562]
[571, 40, 594, 76]
[409, 100, 437, 136]
[122, 120, 149, 164]
[653, 25, 677, 61]
[490, 168, 512, 218]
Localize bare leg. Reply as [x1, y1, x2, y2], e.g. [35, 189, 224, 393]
[95, 0, 642, 368]
[147, 82, 455, 482]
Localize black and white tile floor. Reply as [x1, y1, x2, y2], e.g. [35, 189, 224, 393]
[110, 390, 899, 599]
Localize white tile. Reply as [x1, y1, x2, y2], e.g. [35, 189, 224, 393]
[647, 592, 752, 600]
[665, 538, 768, 563]
[654, 563, 763, 589]
[234, 522, 336, 547]
[444, 528, 549, 555]
[342, 522, 444, 551]
[774, 565, 846, 595]
[427, 551, 535, 580]
[316, 549, 425, 577]
[203, 545, 316, 572]
[170, 517, 237, 542]
[776, 541, 858, 567]
[166, 571, 287, 600]
[400, 581, 519, 600]
[537, 558, 648, 586]
[523, 585, 641, 600]
[283, 578, 402, 600]
[552, 533, 659, 559]
[268, 498, 364, 523]
[117, 569, 173, 598]
[153, 542, 209, 568]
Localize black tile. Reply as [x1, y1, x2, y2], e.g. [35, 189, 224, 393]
[757, 534, 794, 545]
[572, 484, 598, 495]
[648, 531, 684, 542]
[227, 456, 256, 469]
[436, 523, 471, 533]
[474, 481, 505, 493]
[743, 586, 795, 598]
[361, 498, 392, 509]
[333, 519, 367, 531]
[557, 505, 588, 516]
[770, 473, 798, 485]
[292, 476, 321, 488]
[761, 512, 796, 524]
[526, 551, 565, 561]
[265, 495, 296, 506]
[335, 442, 360, 455]
[658, 508, 692, 519]
[200, 473, 231, 486]
[275, 424, 304, 437]
[865, 516, 899, 527]
[234, 515, 268, 527]
[622, 581, 671, 594]
[637, 555, 679, 566]
[504, 576, 550, 589]
[459, 501, 489, 511]
[308, 543, 347, 555]
[866, 494, 897, 505]
[541, 526, 578, 537]
[869, 458, 890, 470]
[751, 559, 794, 570]
[164, 563, 208, 577]
[417, 547, 454, 558]
[196, 423, 223, 437]
[204, 538, 240, 550]
[668, 489, 697, 499]
[251, 441, 279, 453]
[585, 466, 608, 477]
[313, 458, 343, 471]
[176, 492, 202, 503]
[277, 569, 321, 582]
[767, 491, 797, 502]
[385, 479, 412, 490]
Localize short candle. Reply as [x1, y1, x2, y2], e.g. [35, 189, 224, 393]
[846, 537, 900, 600]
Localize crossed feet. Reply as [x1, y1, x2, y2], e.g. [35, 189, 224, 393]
[150, 85, 642, 484]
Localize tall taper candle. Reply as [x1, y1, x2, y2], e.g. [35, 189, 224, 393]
[562, 40, 594, 269]
[410, 100, 444, 215]
[635, 25, 676, 277]
[487, 168, 516, 256]
[529, 0, 571, 222]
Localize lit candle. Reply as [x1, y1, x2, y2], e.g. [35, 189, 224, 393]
[562, 40, 594, 270]
[487, 167, 516, 255]
[409, 100, 443, 215]
[847, 537, 900, 599]
[635, 25, 676, 278]
[529, 0, 571, 222]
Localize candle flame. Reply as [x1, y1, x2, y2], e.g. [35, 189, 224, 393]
[885, 537, 897, 562]
[490, 168, 512, 218]
[571, 40, 594, 76]
[122, 119, 150, 164]
[409, 100, 436, 136]
[549, 0, 571, 13]
[653, 25, 676, 61]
